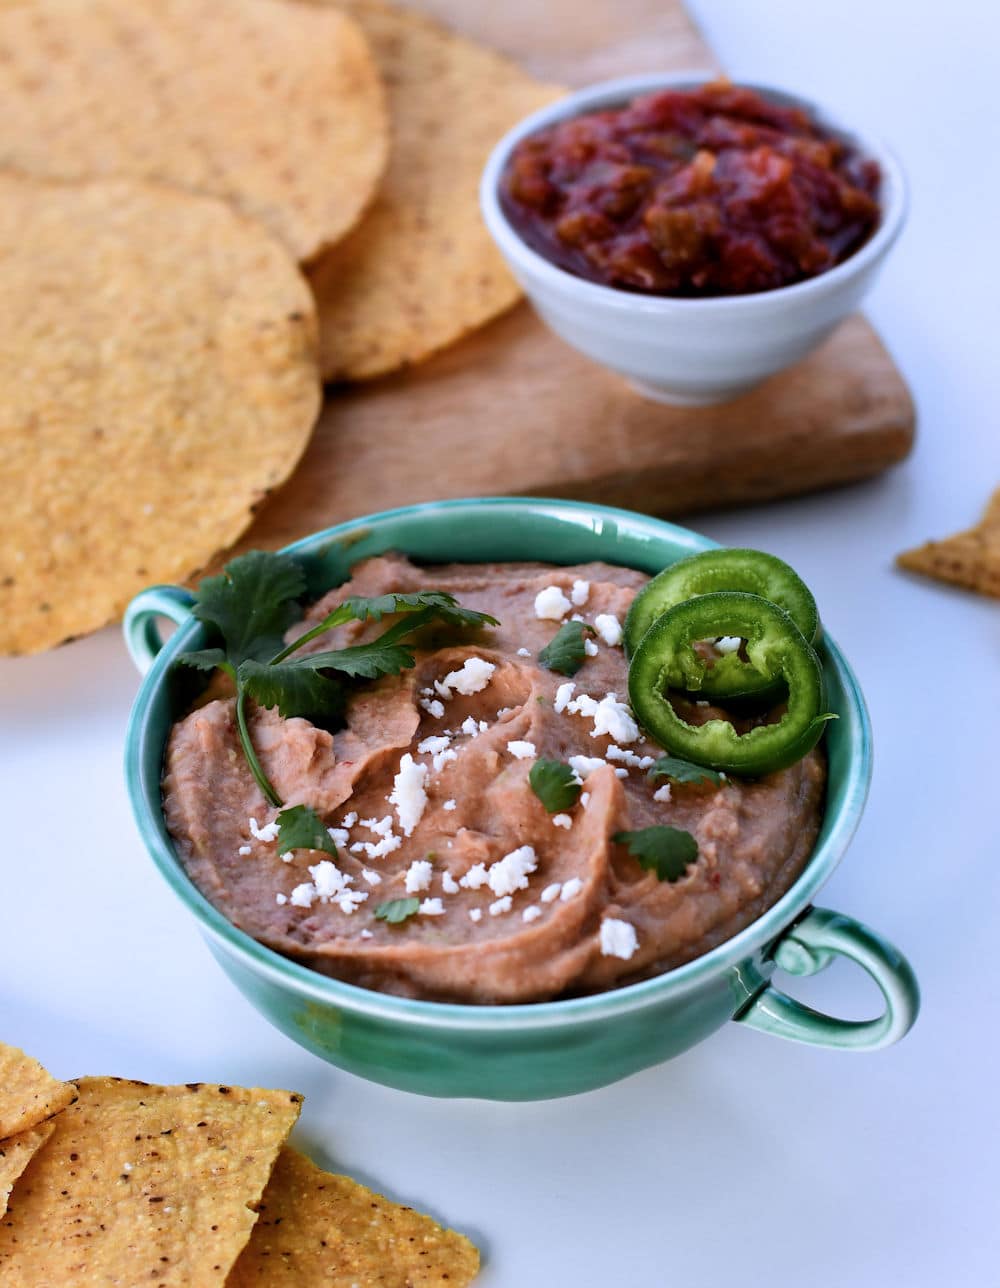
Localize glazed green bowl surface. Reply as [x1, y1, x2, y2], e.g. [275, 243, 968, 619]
[124, 498, 919, 1100]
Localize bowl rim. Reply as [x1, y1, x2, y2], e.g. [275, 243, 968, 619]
[479, 70, 908, 315]
[125, 496, 873, 1032]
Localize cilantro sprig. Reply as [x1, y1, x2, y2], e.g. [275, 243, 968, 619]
[374, 897, 421, 925]
[178, 551, 498, 807]
[538, 620, 595, 677]
[612, 826, 699, 882]
[529, 759, 582, 814]
[647, 756, 724, 788]
[275, 805, 339, 859]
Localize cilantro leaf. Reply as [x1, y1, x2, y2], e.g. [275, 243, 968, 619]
[612, 826, 699, 882]
[239, 660, 346, 722]
[191, 550, 306, 666]
[177, 646, 231, 675]
[374, 897, 421, 925]
[276, 805, 339, 858]
[277, 591, 498, 661]
[538, 620, 595, 677]
[648, 756, 724, 787]
[529, 759, 582, 814]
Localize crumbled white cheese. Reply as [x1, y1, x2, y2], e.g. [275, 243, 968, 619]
[418, 898, 445, 916]
[359, 928, 374, 939]
[360, 868, 382, 886]
[432, 748, 458, 773]
[237, 844, 252, 857]
[420, 697, 445, 719]
[390, 753, 429, 836]
[461, 715, 489, 737]
[534, 585, 572, 620]
[605, 744, 655, 770]
[335, 889, 369, 914]
[653, 783, 672, 804]
[552, 813, 573, 830]
[309, 860, 350, 900]
[341, 812, 357, 828]
[540, 882, 562, 903]
[275, 892, 288, 905]
[460, 863, 488, 890]
[571, 579, 590, 607]
[584, 638, 599, 657]
[487, 846, 538, 897]
[360, 815, 394, 836]
[517, 647, 532, 657]
[716, 636, 743, 655]
[489, 896, 513, 916]
[441, 871, 460, 894]
[600, 917, 639, 960]
[350, 833, 402, 861]
[435, 657, 496, 698]
[443, 799, 457, 812]
[468, 908, 483, 923]
[522, 905, 542, 923]
[590, 693, 640, 744]
[507, 740, 536, 760]
[560, 877, 583, 902]
[249, 816, 279, 843]
[496, 706, 514, 718]
[417, 734, 451, 756]
[326, 827, 350, 849]
[405, 859, 433, 893]
[289, 883, 316, 909]
[280, 850, 295, 864]
[593, 613, 622, 647]
[568, 754, 605, 780]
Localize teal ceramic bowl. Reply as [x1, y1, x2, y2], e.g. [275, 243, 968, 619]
[124, 498, 919, 1100]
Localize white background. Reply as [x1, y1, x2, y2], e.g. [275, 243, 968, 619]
[2, 1, 997, 1283]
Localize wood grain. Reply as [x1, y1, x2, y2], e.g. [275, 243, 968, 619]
[235, 0, 914, 555]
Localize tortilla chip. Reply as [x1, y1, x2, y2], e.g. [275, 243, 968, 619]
[228, 1146, 480, 1287]
[897, 488, 1000, 597]
[0, 1121, 56, 1220]
[0, 1077, 302, 1284]
[0, 0, 387, 261]
[306, 0, 563, 380]
[0, 1042, 75, 1138]
[0, 174, 321, 655]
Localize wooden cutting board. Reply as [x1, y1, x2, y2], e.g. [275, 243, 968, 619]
[236, 0, 914, 555]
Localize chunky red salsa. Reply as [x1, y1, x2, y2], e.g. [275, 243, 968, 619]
[501, 81, 881, 296]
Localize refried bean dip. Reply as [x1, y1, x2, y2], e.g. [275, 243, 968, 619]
[163, 555, 825, 1004]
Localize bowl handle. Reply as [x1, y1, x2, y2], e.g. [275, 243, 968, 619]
[123, 586, 195, 675]
[734, 906, 919, 1050]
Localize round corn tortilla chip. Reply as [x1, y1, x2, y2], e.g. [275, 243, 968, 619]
[0, 1078, 302, 1284]
[0, 175, 321, 655]
[306, 0, 564, 380]
[0, 0, 388, 261]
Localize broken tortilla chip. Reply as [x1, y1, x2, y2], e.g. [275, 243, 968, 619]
[0, 1077, 302, 1285]
[0, 174, 321, 655]
[897, 487, 1000, 598]
[0, 1042, 76, 1139]
[227, 1145, 480, 1287]
[0, 0, 388, 261]
[0, 1121, 56, 1219]
[306, 0, 563, 380]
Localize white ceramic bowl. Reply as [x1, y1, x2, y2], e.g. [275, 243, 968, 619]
[480, 72, 907, 405]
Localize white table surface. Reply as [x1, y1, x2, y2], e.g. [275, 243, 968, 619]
[2, 1, 997, 1283]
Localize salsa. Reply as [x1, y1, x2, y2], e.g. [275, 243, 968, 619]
[500, 80, 881, 297]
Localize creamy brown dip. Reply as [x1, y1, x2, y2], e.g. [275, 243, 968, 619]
[163, 556, 825, 1003]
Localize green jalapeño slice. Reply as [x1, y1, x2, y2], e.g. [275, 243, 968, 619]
[627, 591, 833, 776]
[623, 548, 820, 699]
